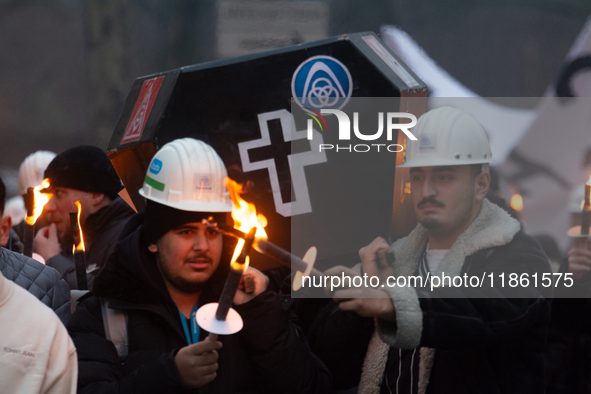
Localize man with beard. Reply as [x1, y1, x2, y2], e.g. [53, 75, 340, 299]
[310, 107, 551, 393]
[33, 146, 135, 289]
[67, 138, 331, 393]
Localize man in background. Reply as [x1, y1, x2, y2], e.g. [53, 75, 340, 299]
[34, 145, 135, 289]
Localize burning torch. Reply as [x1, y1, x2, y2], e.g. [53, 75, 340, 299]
[201, 179, 323, 292]
[196, 179, 269, 340]
[70, 201, 88, 290]
[568, 175, 591, 239]
[23, 179, 51, 257]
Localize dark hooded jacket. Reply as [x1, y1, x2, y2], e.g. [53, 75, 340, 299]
[0, 247, 71, 324]
[67, 212, 331, 394]
[46, 197, 134, 289]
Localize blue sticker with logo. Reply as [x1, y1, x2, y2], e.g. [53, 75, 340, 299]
[149, 158, 163, 174]
[292, 56, 352, 110]
[419, 134, 435, 150]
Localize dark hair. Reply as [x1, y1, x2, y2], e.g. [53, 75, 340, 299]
[470, 163, 491, 181]
[0, 176, 5, 215]
[470, 164, 482, 179]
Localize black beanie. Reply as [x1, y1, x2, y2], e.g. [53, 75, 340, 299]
[144, 199, 229, 243]
[43, 146, 123, 197]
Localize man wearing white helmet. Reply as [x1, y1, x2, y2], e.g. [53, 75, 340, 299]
[311, 107, 551, 393]
[67, 138, 331, 393]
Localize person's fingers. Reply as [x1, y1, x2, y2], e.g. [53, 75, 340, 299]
[195, 354, 219, 370]
[333, 288, 365, 301]
[569, 260, 591, 272]
[568, 251, 591, 264]
[376, 248, 394, 268]
[198, 362, 219, 375]
[185, 340, 222, 355]
[198, 350, 219, 365]
[324, 265, 358, 278]
[336, 299, 360, 313]
[200, 371, 217, 384]
[48, 223, 58, 239]
[359, 237, 387, 258]
[35, 226, 49, 237]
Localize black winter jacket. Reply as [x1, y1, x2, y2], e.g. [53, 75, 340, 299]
[310, 199, 551, 394]
[47, 197, 134, 289]
[67, 212, 331, 393]
[0, 247, 71, 324]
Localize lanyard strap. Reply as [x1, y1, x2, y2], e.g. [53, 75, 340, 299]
[178, 302, 200, 345]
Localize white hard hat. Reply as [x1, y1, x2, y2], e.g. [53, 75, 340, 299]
[568, 185, 586, 213]
[139, 138, 232, 212]
[398, 106, 492, 168]
[18, 151, 56, 195]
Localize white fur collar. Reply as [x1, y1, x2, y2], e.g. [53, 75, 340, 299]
[359, 199, 521, 394]
[391, 198, 521, 278]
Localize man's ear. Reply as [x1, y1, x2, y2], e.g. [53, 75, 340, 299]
[89, 192, 107, 207]
[0, 215, 12, 247]
[474, 171, 491, 202]
[148, 243, 158, 253]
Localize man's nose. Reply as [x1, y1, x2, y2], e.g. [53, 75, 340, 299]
[192, 232, 209, 252]
[44, 196, 56, 212]
[421, 176, 437, 198]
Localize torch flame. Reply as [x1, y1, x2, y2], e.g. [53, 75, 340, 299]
[225, 178, 267, 270]
[510, 194, 524, 212]
[24, 179, 51, 226]
[587, 175, 591, 187]
[74, 201, 85, 252]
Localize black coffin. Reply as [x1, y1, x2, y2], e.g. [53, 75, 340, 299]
[107, 32, 426, 270]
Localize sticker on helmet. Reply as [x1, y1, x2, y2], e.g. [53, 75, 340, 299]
[144, 175, 165, 192]
[195, 174, 213, 192]
[149, 158, 163, 174]
[419, 134, 436, 150]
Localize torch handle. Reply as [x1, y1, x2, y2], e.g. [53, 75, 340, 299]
[582, 212, 590, 236]
[207, 333, 219, 341]
[70, 212, 88, 290]
[23, 223, 34, 258]
[74, 251, 88, 291]
[255, 240, 308, 272]
[583, 184, 591, 235]
[22, 188, 36, 258]
[215, 268, 243, 321]
[69, 212, 80, 246]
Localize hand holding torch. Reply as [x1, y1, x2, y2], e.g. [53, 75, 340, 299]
[568, 175, 591, 240]
[196, 228, 256, 341]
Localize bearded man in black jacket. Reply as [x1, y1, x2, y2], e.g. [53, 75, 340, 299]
[33, 145, 135, 289]
[67, 138, 331, 393]
[310, 107, 551, 394]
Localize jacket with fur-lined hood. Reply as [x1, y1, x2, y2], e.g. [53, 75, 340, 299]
[311, 199, 551, 394]
[67, 212, 331, 394]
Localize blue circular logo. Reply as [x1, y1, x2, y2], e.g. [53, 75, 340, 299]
[292, 56, 352, 110]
